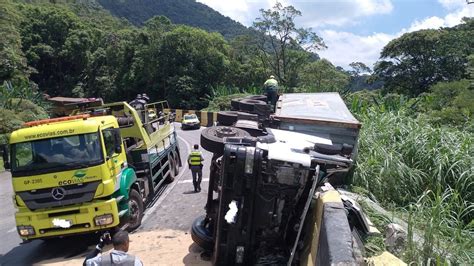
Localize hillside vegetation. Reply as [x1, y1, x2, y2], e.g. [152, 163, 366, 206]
[0, 1, 473, 264]
[97, 0, 251, 39]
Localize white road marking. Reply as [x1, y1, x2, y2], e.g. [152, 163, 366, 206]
[7, 227, 16, 233]
[178, 178, 209, 184]
[142, 135, 191, 223]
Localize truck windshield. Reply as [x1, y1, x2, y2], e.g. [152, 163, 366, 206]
[11, 132, 103, 176]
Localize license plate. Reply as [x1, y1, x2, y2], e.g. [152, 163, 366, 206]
[52, 218, 73, 228]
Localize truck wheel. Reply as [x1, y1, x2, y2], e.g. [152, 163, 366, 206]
[245, 95, 267, 102]
[217, 111, 239, 126]
[191, 215, 214, 251]
[201, 126, 250, 154]
[238, 99, 267, 113]
[126, 189, 143, 232]
[172, 151, 180, 176]
[230, 98, 242, 110]
[165, 155, 176, 183]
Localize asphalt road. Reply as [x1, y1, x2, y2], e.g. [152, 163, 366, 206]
[0, 123, 210, 265]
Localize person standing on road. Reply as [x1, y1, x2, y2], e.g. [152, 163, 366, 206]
[84, 230, 143, 266]
[263, 75, 279, 109]
[188, 144, 204, 192]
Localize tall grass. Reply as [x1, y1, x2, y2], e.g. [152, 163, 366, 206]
[405, 189, 473, 264]
[350, 93, 473, 264]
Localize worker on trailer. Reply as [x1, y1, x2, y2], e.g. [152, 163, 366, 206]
[188, 144, 204, 192]
[129, 94, 146, 122]
[263, 75, 279, 109]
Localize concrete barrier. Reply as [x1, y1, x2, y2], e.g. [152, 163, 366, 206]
[302, 183, 405, 266]
[303, 183, 358, 265]
[164, 109, 217, 127]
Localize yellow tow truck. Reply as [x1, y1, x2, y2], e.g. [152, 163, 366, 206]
[1, 101, 180, 240]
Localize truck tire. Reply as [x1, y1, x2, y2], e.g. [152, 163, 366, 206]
[126, 189, 143, 232]
[165, 155, 176, 183]
[238, 99, 267, 113]
[191, 215, 214, 251]
[230, 98, 242, 111]
[217, 111, 239, 126]
[201, 126, 250, 154]
[172, 151, 180, 176]
[245, 95, 267, 102]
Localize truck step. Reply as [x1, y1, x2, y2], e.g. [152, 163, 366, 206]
[116, 195, 125, 202]
[118, 210, 128, 217]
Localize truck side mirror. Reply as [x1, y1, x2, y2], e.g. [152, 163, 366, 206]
[1, 144, 10, 170]
[112, 129, 122, 154]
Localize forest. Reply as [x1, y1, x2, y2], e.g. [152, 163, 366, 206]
[0, 0, 473, 264]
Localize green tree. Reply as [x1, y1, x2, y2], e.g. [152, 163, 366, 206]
[418, 79, 473, 126]
[252, 2, 326, 86]
[157, 26, 230, 109]
[349, 62, 371, 76]
[374, 18, 474, 96]
[468, 54, 474, 90]
[0, 0, 28, 83]
[226, 35, 266, 89]
[299, 59, 349, 92]
[19, 6, 96, 96]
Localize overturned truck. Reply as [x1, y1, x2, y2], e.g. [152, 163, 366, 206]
[192, 93, 372, 265]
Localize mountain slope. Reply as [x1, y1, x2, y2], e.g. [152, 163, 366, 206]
[97, 0, 251, 39]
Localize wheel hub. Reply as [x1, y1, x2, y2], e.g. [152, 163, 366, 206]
[215, 127, 238, 138]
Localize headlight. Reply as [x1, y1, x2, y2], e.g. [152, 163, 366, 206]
[94, 214, 114, 226]
[18, 225, 35, 236]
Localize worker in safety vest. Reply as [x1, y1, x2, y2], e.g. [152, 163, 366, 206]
[188, 144, 204, 192]
[264, 75, 279, 109]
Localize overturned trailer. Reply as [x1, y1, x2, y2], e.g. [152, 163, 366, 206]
[191, 93, 372, 265]
[273, 92, 361, 186]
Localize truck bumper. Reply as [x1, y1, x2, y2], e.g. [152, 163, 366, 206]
[15, 198, 120, 240]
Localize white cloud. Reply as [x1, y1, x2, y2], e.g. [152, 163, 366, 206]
[319, 4, 473, 69]
[318, 30, 395, 69]
[197, 0, 394, 27]
[404, 5, 474, 32]
[198, 0, 472, 70]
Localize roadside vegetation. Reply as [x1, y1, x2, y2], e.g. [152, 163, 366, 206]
[350, 92, 473, 264]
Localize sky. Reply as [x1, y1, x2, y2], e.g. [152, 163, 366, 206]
[196, 0, 474, 70]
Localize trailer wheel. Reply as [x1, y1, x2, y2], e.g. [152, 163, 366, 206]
[191, 215, 214, 251]
[217, 111, 239, 126]
[201, 126, 250, 154]
[126, 189, 143, 232]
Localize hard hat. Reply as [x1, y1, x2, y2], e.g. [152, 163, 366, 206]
[136, 94, 142, 99]
[142, 93, 150, 101]
[270, 75, 275, 79]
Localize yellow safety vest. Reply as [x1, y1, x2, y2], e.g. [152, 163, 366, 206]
[188, 151, 203, 166]
[264, 78, 278, 87]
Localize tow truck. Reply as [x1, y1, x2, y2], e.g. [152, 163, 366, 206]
[1, 100, 181, 240]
